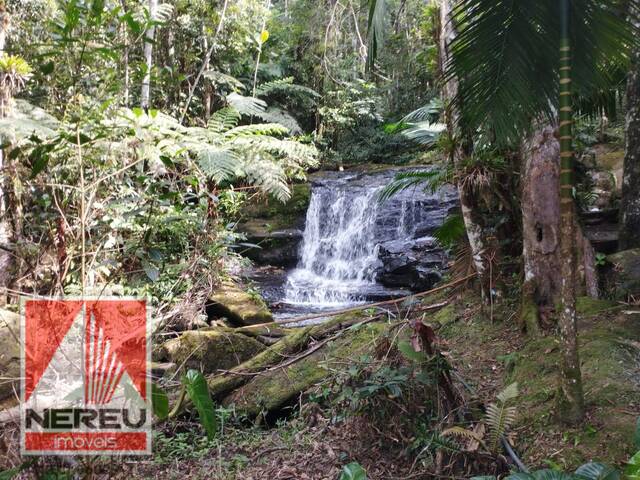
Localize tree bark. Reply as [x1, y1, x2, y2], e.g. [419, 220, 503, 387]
[521, 126, 562, 333]
[621, 43, 640, 249]
[556, 0, 584, 424]
[0, 5, 11, 306]
[438, 0, 488, 293]
[141, 0, 158, 111]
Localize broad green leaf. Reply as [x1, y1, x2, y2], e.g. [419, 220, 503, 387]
[574, 463, 619, 480]
[339, 462, 367, 480]
[143, 263, 160, 282]
[151, 383, 169, 420]
[183, 369, 218, 440]
[625, 451, 640, 479]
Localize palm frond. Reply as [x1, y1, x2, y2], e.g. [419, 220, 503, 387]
[447, 0, 637, 143]
[378, 169, 452, 203]
[401, 122, 447, 146]
[367, 0, 387, 70]
[401, 98, 444, 124]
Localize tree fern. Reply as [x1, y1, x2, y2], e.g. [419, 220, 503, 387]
[224, 123, 289, 138]
[226, 92, 268, 117]
[255, 77, 320, 99]
[196, 147, 241, 183]
[208, 108, 241, 135]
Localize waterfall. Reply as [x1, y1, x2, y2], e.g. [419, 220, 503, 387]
[283, 186, 381, 306]
[275, 169, 458, 316]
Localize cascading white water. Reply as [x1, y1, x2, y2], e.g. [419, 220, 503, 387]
[283, 187, 381, 306]
[273, 169, 457, 317]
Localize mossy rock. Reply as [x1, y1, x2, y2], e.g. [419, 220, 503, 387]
[575, 296, 618, 316]
[0, 309, 20, 401]
[160, 329, 265, 376]
[605, 248, 640, 300]
[432, 304, 456, 326]
[240, 183, 311, 231]
[223, 322, 388, 416]
[208, 283, 273, 326]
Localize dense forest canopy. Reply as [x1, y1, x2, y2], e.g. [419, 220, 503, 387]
[0, 0, 640, 478]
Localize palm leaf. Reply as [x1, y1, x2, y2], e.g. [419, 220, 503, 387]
[434, 214, 466, 248]
[366, 0, 387, 70]
[378, 169, 451, 202]
[447, 0, 637, 143]
[401, 121, 447, 146]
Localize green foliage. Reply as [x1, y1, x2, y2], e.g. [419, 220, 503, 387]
[339, 462, 368, 480]
[434, 214, 466, 248]
[151, 383, 169, 420]
[183, 369, 219, 440]
[379, 168, 452, 202]
[447, 0, 637, 143]
[486, 382, 518, 453]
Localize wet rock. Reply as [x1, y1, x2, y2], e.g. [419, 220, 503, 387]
[588, 170, 616, 210]
[238, 222, 303, 267]
[207, 283, 274, 326]
[376, 237, 446, 291]
[0, 309, 20, 401]
[604, 248, 640, 300]
[160, 329, 265, 375]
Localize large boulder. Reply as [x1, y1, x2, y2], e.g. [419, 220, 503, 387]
[375, 237, 446, 291]
[207, 283, 274, 326]
[604, 248, 640, 300]
[160, 329, 265, 376]
[0, 309, 20, 402]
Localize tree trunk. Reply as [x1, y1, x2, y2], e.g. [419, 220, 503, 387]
[438, 0, 488, 293]
[141, 0, 158, 111]
[521, 126, 599, 334]
[0, 5, 11, 306]
[556, 0, 584, 424]
[521, 126, 562, 333]
[621, 42, 640, 249]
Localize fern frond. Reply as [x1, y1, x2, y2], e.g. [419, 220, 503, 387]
[486, 403, 517, 453]
[224, 123, 289, 138]
[154, 3, 174, 22]
[226, 92, 267, 116]
[497, 382, 519, 403]
[441, 426, 484, 442]
[208, 108, 241, 134]
[242, 155, 291, 202]
[425, 433, 462, 454]
[197, 147, 241, 182]
[255, 77, 320, 99]
[203, 71, 245, 92]
[434, 214, 466, 248]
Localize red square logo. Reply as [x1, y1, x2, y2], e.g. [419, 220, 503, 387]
[21, 299, 151, 455]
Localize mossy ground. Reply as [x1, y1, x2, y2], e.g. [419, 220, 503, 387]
[435, 293, 640, 470]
